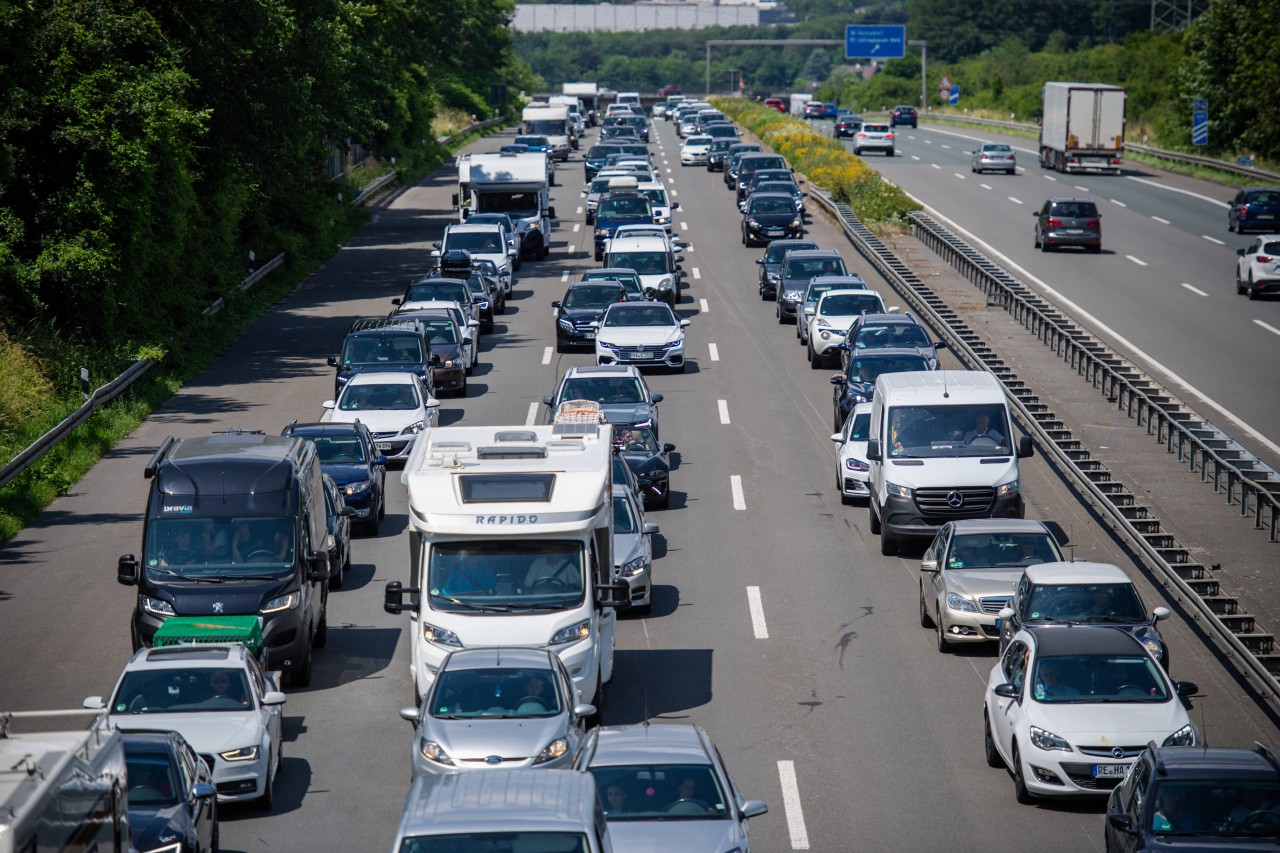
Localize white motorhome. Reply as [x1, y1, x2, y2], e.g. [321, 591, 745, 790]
[865, 371, 1033, 556]
[459, 152, 555, 261]
[548, 95, 585, 146]
[0, 710, 130, 853]
[384, 424, 629, 707]
[522, 103, 572, 161]
[563, 82, 600, 125]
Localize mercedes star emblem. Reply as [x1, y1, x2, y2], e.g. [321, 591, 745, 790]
[946, 490, 965, 508]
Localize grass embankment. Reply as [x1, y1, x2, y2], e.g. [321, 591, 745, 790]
[712, 98, 918, 232]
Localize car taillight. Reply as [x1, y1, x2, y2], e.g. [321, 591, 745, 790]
[1009, 154, 1016, 161]
[1110, 158, 1122, 165]
[1240, 205, 1250, 215]
[886, 133, 894, 139]
[1259, 255, 1273, 264]
[1085, 219, 1100, 228]
[857, 132, 867, 138]
[1046, 218, 1063, 227]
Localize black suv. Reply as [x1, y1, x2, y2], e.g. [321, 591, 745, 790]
[756, 238, 818, 300]
[1228, 186, 1280, 234]
[327, 317, 438, 398]
[1033, 196, 1102, 253]
[890, 105, 918, 128]
[1106, 743, 1279, 849]
[121, 731, 218, 853]
[281, 421, 386, 536]
[839, 312, 945, 372]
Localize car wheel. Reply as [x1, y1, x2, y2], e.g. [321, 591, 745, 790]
[255, 759, 275, 811]
[1040, 238, 1051, 253]
[378, 491, 386, 520]
[887, 149, 895, 157]
[1249, 275, 1259, 300]
[364, 511, 380, 537]
[285, 644, 313, 688]
[313, 606, 328, 649]
[919, 588, 933, 627]
[1237, 269, 1246, 294]
[329, 554, 345, 590]
[1007, 169, 1016, 175]
[457, 372, 468, 395]
[868, 502, 881, 534]
[935, 609, 952, 653]
[853, 147, 861, 156]
[1228, 219, 1236, 233]
[983, 710, 1003, 768]
[808, 342, 823, 369]
[1012, 743, 1035, 804]
[211, 816, 220, 853]
[1033, 230, 1040, 249]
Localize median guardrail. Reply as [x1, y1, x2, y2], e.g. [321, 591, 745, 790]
[809, 188, 1280, 702]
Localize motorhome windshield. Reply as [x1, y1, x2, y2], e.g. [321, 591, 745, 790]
[144, 517, 295, 577]
[476, 192, 539, 217]
[526, 119, 567, 135]
[886, 403, 1013, 458]
[428, 540, 585, 611]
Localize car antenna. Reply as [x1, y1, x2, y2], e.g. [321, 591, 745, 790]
[942, 372, 950, 399]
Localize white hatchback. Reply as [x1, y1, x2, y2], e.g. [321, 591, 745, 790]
[322, 371, 440, 460]
[595, 301, 689, 372]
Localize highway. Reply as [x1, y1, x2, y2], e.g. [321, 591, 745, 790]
[816, 118, 1280, 469]
[2, 116, 1278, 852]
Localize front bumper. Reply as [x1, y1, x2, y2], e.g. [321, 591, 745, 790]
[557, 327, 597, 347]
[746, 223, 801, 243]
[841, 474, 870, 498]
[778, 297, 801, 319]
[616, 564, 651, 607]
[882, 490, 1024, 541]
[682, 152, 708, 165]
[936, 604, 1002, 643]
[411, 741, 576, 779]
[1017, 742, 1134, 797]
[596, 343, 684, 369]
[371, 432, 418, 459]
[431, 364, 466, 394]
[810, 330, 846, 357]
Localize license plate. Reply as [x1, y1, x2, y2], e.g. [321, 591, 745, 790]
[1066, 229, 1083, 234]
[376, 442, 393, 451]
[584, 332, 595, 340]
[1093, 763, 1130, 779]
[1259, 214, 1275, 220]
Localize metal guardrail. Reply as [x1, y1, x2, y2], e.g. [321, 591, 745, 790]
[809, 188, 1280, 701]
[917, 112, 1280, 182]
[436, 116, 506, 147]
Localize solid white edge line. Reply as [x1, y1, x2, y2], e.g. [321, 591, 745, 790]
[692, 267, 702, 279]
[1125, 254, 1148, 266]
[1180, 283, 1208, 296]
[915, 202, 1280, 458]
[708, 342, 720, 362]
[746, 586, 768, 639]
[542, 346, 552, 365]
[730, 475, 746, 510]
[777, 761, 811, 849]
[700, 298, 709, 312]
[1202, 234, 1226, 245]
[1256, 319, 1280, 337]
[718, 399, 730, 424]
[525, 401, 539, 426]
[1127, 175, 1231, 208]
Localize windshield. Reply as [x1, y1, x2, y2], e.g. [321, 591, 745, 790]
[1147, 781, 1280, 836]
[427, 540, 585, 611]
[400, 834, 588, 853]
[476, 192, 538, 217]
[342, 334, 424, 366]
[640, 189, 668, 207]
[1025, 582, 1147, 623]
[338, 381, 420, 411]
[615, 426, 659, 454]
[766, 242, 813, 263]
[821, 294, 881, 316]
[525, 120, 566, 135]
[1031, 654, 1169, 704]
[430, 666, 564, 719]
[784, 257, 846, 279]
[308, 434, 367, 464]
[685, 136, 711, 147]
[112, 667, 253, 714]
[589, 764, 729, 821]
[444, 231, 504, 253]
[145, 516, 294, 575]
[741, 157, 786, 175]
[887, 403, 1013, 457]
[564, 285, 625, 309]
[612, 495, 637, 534]
[603, 305, 675, 327]
[404, 281, 469, 304]
[599, 196, 650, 218]
[947, 532, 1062, 568]
[583, 271, 641, 290]
[514, 135, 549, 148]
[125, 754, 181, 805]
[608, 252, 668, 275]
[854, 322, 930, 349]
[749, 197, 796, 215]
[846, 355, 930, 384]
[559, 376, 645, 405]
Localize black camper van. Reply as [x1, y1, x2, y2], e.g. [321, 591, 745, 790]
[117, 431, 330, 687]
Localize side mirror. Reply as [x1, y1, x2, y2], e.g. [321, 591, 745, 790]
[836, 342, 849, 351]
[391, 297, 402, 306]
[117, 554, 139, 586]
[308, 553, 331, 581]
[580, 190, 588, 197]
[468, 319, 480, 328]
[322, 400, 336, 410]
[866, 439, 882, 461]
[829, 375, 846, 386]
[398, 707, 420, 724]
[433, 241, 441, 249]
[921, 559, 939, 573]
[374, 455, 388, 466]
[542, 395, 554, 407]
[998, 607, 1014, 621]
[1175, 681, 1199, 697]
[1106, 814, 1134, 834]
[742, 800, 769, 819]
[674, 254, 685, 263]
[192, 783, 217, 800]
[643, 522, 660, 535]
[679, 319, 691, 328]
[755, 259, 764, 265]
[551, 300, 561, 309]
[1152, 606, 1171, 622]
[339, 506, 356, 518]
[1236, 248, 1245, 257]
[671, 201, 680, 210]
[831, 433, 842, 443]
[425, 398, 441, 409]
[589, 321, 600, 330]
[327, 355, 340, 367]
[804, 305, 816, 315]
[83, 696, 106, 710]
[934, 341, 947, 351]
[262, 691, 287, 706]
[651, 392, 664, 403]
[994, 683, 1020, 699]
[430, 249, 441, 259]
[384, 581, 421, 615]
[662, 443, 675, 453]
[461, 336, 473, 346]
[1017, 435, 1034, 459]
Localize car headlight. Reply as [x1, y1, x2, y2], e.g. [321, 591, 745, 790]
[1132, 625, 1163, 658]
[659, 277, 674, 291]
[527, 222, 541, 232]
[441, 358, 456, 368]
[419, 740, 455, 766]
[261, 592, 299, 614]
[820, 331, 831, 340]
[767, 272, 780, 282]
[400, 420, 425, 436]
[476, 299, 490, 310]
[343, 479, 373, 496]
[423, 622, 462, 647]
[597, 340, 616, 350]
[558, 318, 574, 332]
[946, 591, 979, 613]
[532, 737, 570, 765]
[1030, 725, 1072, 752]
[141, 595, 174, 616]
[1163, 725, 1196, 747]
[550, 620, 590, 645]
[654, 215, 669, 225]
[885, 481, 913, 498]
[927, 357, 938, 369]
[595, 229, 608, 239]
[747, 218, 759, 227]
[618, 556, 648, 578]
[998, 479, 1019, 496]
[792, 219, 802, 228]
[844, 458, 869, 472]
[219, 746, 260, 762]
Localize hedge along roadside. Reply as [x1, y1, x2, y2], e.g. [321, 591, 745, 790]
[711, 98, 919, 232]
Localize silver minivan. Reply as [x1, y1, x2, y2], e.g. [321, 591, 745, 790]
[390, 769, 613, 852]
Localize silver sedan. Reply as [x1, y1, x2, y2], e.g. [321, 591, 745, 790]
[971, 143, 1017, 174]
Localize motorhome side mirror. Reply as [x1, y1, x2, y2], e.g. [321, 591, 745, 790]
[398, 707, 421, 724]
[651, 392, 663, 403]
[1017, 435, 1034, 459]
[993, 683, 1019, 699]
[308, 553, 331, 581]
[1107, 814, 1134, 834]
[117, 554, 139, 586]
[866, 439, 882, 461]
[598, 580, 631, 609]
[1152, 606, 1171, 622]
[192, 783, 217, 800]
[385, 581, 412, 614]
[327, 355, 340, 367]
[547, 206, 557, 219]
[662, 443, 675, 453]
[921, 559, 939, 573]
[391, 298, 402, 306]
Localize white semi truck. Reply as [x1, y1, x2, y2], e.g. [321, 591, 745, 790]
[562, 82, 600, 125]
[1038, 82, 1126, 174]
[456, 152, 555, 261]
[383, 423, 630, 707]
[521, 103, 572, 161]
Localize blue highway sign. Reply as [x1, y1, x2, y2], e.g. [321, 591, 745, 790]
[845, 25, 906, 60]
[1192, 99, 1208, 146]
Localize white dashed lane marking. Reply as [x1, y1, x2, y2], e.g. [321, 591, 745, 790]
[730, 475, 746, 510]
[700, 298, 709, 312]
[1008, 197, 1023, 205]
[980, 183, 992, 190]
[1256, 319, 1280, 337]
[680, 221, 689, 231]
[718, 399, 730, 424]
[708, 342, 719, 361]
[525, 401, 539, 426]
[1181, 283, 1207, 297]
[931, 163, 942, 170]
[692, 267, 702, 279]
[541, 347, 552, 364]
[777, 761, 811, 849]
[747, 586, 769, 639]
[1126, 255, 1148, 266]
[572, 223, 580, 233]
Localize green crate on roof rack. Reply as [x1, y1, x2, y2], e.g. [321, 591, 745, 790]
[152, 615, 263, 657]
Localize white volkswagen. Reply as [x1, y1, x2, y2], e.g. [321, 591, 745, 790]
[322, 371, 440, 460]
[594, 301, 689, 372]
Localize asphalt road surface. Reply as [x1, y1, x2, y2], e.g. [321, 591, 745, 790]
[3, 117, 1278, 852]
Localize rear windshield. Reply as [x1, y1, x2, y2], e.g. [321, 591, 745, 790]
[821, 294, 882, 316]
[749, 197, 796, 215]
[1246, 190, 1280, 204]
[741, 157, 786, 173]
[784, 256, 846, 279]
[404, 281, 469, 304]
[1050, 202, 1098, 217]
[765, 242, 816, 262]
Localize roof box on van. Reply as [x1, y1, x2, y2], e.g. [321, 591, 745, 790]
[607, 176, 639, 192]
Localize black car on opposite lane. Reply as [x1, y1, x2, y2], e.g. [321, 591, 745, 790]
[281, 420, 387, 537]
[830, 349, 933, 430]
[741, 192, 804, 247]
[553, 281, 628, 351]
[121, 730, 219, 853]
[756, 238, 818, 300]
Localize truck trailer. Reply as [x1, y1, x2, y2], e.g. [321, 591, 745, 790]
[1038, 82, 1126, 174]
[563, 82, 600, 125]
